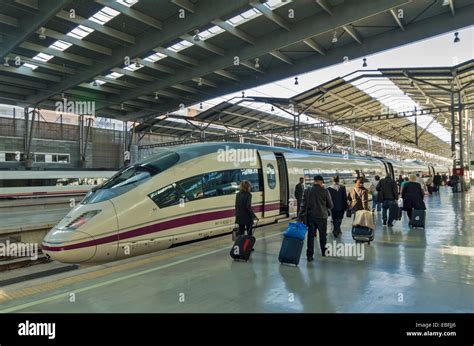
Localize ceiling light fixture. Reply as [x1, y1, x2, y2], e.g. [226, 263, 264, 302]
[332, 31, 338, 43]
[254, 58, 260, 69]
[454, 32, 460, 43]
[241, 91, 245, 98]
[198, 78, 203, 86]
[193, 29, 200, 41]
[199, 102, 203, 109]
[38, 28, 46, 40]
[154, 92, 159, 100]
[294, 77, 299, 85]
[92, 80, 98, 87]
[135, 58, 141, 68]
[362, 58, 367, 67]
[121, 103, 124, 110]
[271, 105, 274, 112]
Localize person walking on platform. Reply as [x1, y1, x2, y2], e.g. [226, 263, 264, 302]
[402, 175, 426, 226]
[298, 175, 333, 262]
[235, 180, 258, 237]
[368, 175, 381, 212]
[416, 173, 427, 193]
[327, 176, 348, 238]
[425, 175, 434, 195]
[376, 174, 399, 227]
[348, 178, 370, 213]
[294, 177, 305, 217]
[433, 173, 442, 192]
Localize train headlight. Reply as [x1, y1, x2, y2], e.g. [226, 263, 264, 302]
[65, 210, 101, 231]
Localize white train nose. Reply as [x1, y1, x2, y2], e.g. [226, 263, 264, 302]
[42, 229, 97, 264]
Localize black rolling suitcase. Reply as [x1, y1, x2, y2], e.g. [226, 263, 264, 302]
[278, 236, 304, 266]
[352, 226, 374, 244]
[230, 235, 255, 261]
[411, 209, 425, 228]
[389, 203, 401, 221]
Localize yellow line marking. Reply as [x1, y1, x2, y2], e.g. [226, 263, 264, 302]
[0, 231, 283, 313]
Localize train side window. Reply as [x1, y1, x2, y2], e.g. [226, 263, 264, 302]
[202, 171, 239, 197]
[178, 175, 204, 201]
[148, 184, 186, 209]
[266, 164, 277, 189]
[240, 168, 263, 192]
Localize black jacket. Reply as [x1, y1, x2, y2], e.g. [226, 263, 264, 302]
[433, 175, 442, 185]
[299, 184, 334, 222]
[401, 182, 426, 210]
[235, 191, 256, 225]
[294, 182, 305, 201]
[327, 184, 348, 212]
[376, 177, 399, 201]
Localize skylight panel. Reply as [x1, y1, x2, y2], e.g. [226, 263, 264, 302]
[264, 0, 292, 9]
[23, 63, 38, 70]
[67, 25, 94, 40]
[144, 52, 166, 62]
[168, 40, 193, 52]
[32, 52, 54, 62]
[117, 0, 138, 7]
[105, 72, 124, 79]
[49, 40, 72, 51]
[199, 26, 226, 40]
[226, 9, 261, 26]
[124, 63, 143, 71]
[89, 6, 120, 25]
[94, 80, 106, 86]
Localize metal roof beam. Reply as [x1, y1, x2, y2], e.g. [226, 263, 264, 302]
[171, 0, 195, 13]
[153, 47, 199, 65]
[390, 9, 405, 30]
[249, 0, 291, 31]
[0, 0, 71, 59]
[34, 27, 112, 55]
[211, 18, 256, 45]
[342, 24, 363, 44]
[27, 0, 250, 105]
[94, 0, 163, 30]
[7, 54, 76, 74]
[214, 69, 240, 81]
[0, 65, 61, 82]
[19, 41, 93, 65]
[180, 34, 225, 56]
[316, 0, 333, 15]
[0, 14, 18, 27]
[270, 50, 293, 65]
[303, 38, 326, 55]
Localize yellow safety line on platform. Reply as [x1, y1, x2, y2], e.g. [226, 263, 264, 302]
[0, 231, 283, 313]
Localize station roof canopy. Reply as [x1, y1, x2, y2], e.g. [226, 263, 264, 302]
[0, 0, 473, 122]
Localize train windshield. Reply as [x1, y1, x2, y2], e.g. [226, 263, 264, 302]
[82, 152, 179, 204]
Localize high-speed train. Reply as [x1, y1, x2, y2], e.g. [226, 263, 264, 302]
[41, 143, 448, 264]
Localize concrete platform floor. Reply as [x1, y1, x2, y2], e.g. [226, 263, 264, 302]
[1, 187, 473, 313]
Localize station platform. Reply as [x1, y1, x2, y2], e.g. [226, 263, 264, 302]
[1, 187, 472, 313]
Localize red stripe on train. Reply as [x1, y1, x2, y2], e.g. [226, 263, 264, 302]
[42, 202, 281, 252]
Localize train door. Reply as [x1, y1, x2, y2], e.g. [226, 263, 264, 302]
[258, 150, 281, 218]
[275, 153, 289, 215]
[386, 162, 395, 179]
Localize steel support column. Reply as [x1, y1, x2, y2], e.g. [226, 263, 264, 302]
[458, 91, 465, 192]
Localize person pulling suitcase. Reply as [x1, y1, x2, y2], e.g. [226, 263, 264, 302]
[298, 175, 334, 262]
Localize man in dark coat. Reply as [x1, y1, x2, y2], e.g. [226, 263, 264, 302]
[376, 175, 399, 227]
[327, 176, 347, 238]
[402, 175, 426, 225]
[298, 175, 334, 261]
[433, 173, 442, 192]
[294, 177, 305, 217]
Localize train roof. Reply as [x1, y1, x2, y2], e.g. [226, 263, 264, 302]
[140, 142, 384, 167]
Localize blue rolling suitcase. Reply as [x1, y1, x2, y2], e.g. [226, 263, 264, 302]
[278, 236, 304, 266]
[410, 209, 425, 228]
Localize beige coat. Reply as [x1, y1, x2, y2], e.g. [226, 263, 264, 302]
[352, 210, 376, 230]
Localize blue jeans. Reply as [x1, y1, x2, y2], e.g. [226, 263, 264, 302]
[382, 200, 396, 225]
[372, 193, 381, 211]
